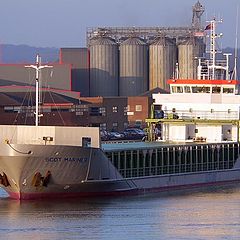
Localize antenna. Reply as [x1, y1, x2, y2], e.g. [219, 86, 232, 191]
[233, 5, 239, 80]
[0, 40, 2, 63]
[205, 17, 223, 79]
[25, 54, 53, 126]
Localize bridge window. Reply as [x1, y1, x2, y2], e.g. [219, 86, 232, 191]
[212, 86, 221, 93]
[223, 87, 234, 94]
[192, 86, 210, 93]
[172, 86, 183, 93]
[184, 86, 191, 93]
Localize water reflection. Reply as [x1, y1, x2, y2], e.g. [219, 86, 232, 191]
[158, 186, 240, 240]
[0, 190, 110, 240]
[0, 185, 240, 240]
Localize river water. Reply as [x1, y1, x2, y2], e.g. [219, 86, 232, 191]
[0, 185, 239, 240]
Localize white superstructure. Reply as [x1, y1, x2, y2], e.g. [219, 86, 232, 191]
[150, 17, 240, 143]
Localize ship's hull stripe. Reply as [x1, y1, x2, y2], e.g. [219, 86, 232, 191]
[7, 178, 240, 200]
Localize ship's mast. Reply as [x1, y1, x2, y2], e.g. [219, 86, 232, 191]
[207, 18, 223, 79]
[210, 19, 216, 78]
[25, 54, 52, 126]
[233, 5, 239, 80]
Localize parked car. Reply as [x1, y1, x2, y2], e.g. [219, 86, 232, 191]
[100, 130, 110, 141]
[123, 128, 146, 140]
[109, 131, 125, 140]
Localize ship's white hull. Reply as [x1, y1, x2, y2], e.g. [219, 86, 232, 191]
[0, 143, 132, 199]
[0, 143, 240, 200]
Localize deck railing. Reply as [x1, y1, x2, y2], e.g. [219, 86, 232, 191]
[157, 110, 239, 121]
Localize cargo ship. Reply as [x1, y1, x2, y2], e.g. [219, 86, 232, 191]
[0, 17, 240, 200]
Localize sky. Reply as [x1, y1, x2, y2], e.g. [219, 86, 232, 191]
[0, 0, 239, 48]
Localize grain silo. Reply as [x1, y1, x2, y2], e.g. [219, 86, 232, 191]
[149, 37, 177, 91]
[119, 37, 148, 96]
[178, 37, 205, 79]
[89, 37, 118, 97]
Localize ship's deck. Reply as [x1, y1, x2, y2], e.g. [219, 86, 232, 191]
[101, 140, 234, 152]
[102, 140, 239, 179]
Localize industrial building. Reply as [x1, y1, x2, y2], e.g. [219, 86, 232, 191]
[58, 1, 206, 97]
[0, 1, 206, 130]
[85, 1, 206, 96]
[0, 91, 151, 131]
[0, 1, 206, 98]
[0, 63, 72, 91]
[59, 48, 89, 96]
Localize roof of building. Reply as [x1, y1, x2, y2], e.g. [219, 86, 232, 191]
[141, 87, 169, 97]
[0, 91, 79, 106]
[0, 85, 80, 99]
